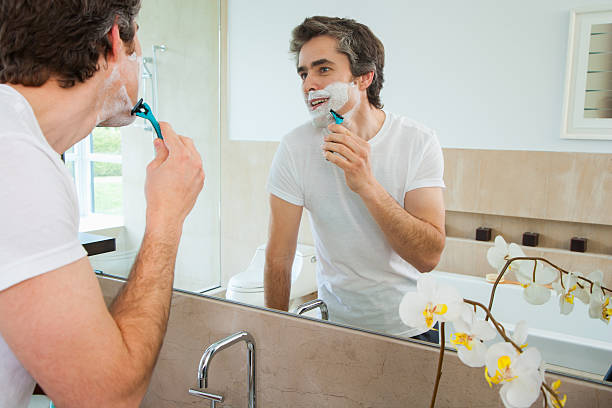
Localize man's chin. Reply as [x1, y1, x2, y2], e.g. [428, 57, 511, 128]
[310, 113, 332, 129]
[97, 114, 136, 128]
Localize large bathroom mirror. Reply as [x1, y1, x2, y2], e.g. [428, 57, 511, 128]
[212, 0, 612, 384]
[85, 0, 611, 386]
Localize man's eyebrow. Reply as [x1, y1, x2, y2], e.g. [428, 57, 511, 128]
[297, 58, 335, 74]
[311, 58, 334, 68]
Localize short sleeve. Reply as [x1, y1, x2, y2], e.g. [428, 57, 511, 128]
[405, 132, 445, 192]
[0, 136, 86, 291]
[266, 139, 305, 206]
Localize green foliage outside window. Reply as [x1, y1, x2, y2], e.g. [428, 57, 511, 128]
[92, 127, 121, 154]
[92, 127, 123, 215]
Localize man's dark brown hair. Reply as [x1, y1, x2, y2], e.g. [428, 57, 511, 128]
[0, 0, 141, 88]
[290, 16, 385, 109]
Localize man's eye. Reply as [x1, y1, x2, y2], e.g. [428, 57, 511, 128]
[299, 73, 307, 80]
[320, 67, 330, 73]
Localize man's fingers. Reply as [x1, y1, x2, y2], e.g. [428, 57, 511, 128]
[323, 142, 355, 162]
[158, 121, 184, 153]
[324, 150, 350, 169]
[327, 123, 350, 135]
[324, 131, 363, 156]
[327, 123, 368, 147]
[150, 137, 169, 167]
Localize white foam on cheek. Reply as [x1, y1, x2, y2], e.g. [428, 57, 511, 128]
[98, 85, 136, 126]
[325, 82, 351, 112]
[96, 62, 136, 126]
[308, 82, 353, 128]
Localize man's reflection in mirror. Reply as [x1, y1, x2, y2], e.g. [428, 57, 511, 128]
[264, 16, 446, 343]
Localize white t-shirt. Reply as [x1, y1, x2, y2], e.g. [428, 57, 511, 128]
[0, 84, 87, 407]
[267, 112, 445, 337]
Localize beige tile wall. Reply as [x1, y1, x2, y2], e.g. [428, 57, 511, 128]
[97, 276, 612, 408]
[443, 149, 612, 226]
[440, 149, 611, 291]
[220, 139, 314, 285]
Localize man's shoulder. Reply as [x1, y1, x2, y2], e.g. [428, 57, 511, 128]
[0, 85, 39, 140]
[387, 113, 436, 139]
[384, 113, 439, 148]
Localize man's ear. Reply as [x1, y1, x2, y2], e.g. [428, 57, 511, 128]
[105, 23, 123, 64]
[356, 71, 375, 91]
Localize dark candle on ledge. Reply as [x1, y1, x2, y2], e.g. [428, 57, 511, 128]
[570, 237, 587, 253]
[476, 227, 492, 242]
[522, 232, 539, 247]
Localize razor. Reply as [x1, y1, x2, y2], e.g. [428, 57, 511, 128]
[329, 109, 344, 124]
[131, 98, 163, 139]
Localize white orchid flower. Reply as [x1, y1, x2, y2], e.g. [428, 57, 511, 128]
[486, 236, 524, 275]
[450, 304, 497, 367]
[574, 270, 604, 305]
[551, 272, 578, 315]
[399, 274, 463, 332]
[510, 245, 557, 306]
[509, 320, 529, 348]
[544, 379, 567, 408]
[588, 281, 612, 324]
[485, 342, 543, 408]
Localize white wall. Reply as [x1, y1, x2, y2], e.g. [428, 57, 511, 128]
[228, 0, 612, 153]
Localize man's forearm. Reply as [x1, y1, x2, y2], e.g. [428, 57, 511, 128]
[359, 182, 444, 272]
[108, 228, 180, 394]
[264, 261, 292, 311]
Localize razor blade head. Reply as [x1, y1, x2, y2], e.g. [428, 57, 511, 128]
[329, 109, 344, 124]
[131, 98, 149, 116]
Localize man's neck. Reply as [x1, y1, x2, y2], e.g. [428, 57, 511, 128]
[347, 101, 386, 142]
[8, 78, 105, 155]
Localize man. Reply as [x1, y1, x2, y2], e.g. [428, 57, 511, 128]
[0, 1, 204, 407]
[264, 16, 445, 340]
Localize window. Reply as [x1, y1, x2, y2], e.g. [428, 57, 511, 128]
[64, 127, 124, 227]
[562, 7, 612, 139]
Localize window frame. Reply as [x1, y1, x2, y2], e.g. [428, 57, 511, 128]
[63, 131, 124, 229]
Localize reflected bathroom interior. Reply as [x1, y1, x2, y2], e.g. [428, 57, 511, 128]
[54, 0, 612, 407]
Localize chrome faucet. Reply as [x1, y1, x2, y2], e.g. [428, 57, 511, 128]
[293, 299, 329, 320]
[189, 331, 256, 408]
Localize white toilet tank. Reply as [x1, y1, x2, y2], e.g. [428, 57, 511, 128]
[226, 244, 317, 307]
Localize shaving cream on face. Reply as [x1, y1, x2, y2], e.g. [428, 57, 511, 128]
[97, 53, 141, 127]
[306, 82, 360, 128]
[98, 85, 136, 126]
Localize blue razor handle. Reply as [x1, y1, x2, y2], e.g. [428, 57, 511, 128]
[131, 98, 163, 139]
[330, 109, 344, 124]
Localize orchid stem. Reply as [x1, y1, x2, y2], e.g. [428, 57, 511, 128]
[486, 257, 611, 319]
[542, 381, 564, 407]
[430, 322, 445, 408]
[542, 389, 549, 408]
[463, 299, 523, 353]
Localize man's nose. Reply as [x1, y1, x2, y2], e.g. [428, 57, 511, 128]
[302, 75, 319, 94]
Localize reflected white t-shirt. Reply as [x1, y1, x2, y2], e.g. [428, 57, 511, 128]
[267, 112, 445, 337]
[0, 84, 86, 407]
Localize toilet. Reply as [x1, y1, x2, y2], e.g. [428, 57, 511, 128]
[226, 244, 317, 307]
